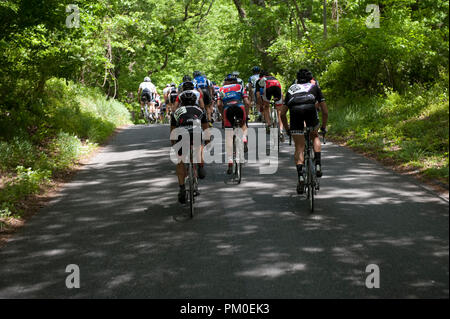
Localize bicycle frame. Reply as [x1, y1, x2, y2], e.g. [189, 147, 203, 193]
[232, 117, 243, 184]
[184, 131, 199, 219]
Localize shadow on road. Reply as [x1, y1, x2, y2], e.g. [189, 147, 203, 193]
[0, 125, 448, 298]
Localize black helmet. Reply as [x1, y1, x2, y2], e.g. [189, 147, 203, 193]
[224, 73, 238, 83]
[297, 69, 313, 84]
[182, 75, 192, 82]
[193, 71, 202, 78]
[180, 91, 197, 106]
[182, 81, 195, 91]
[252, 66, 261, 74]
[260, 69, 269, 77]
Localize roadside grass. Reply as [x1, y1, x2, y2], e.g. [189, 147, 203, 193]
[0, 78, 132, 225]
[328, 83, 449, 184]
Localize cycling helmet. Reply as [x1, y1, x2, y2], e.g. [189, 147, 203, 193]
[297, 69, 313, 84]
[224, 73, 238, 83]
[180, 91, 197, 106]
[260, 69, 269, 77]
[193, 71, 202, 78]
[252, 66, 261, 74]
[232, 71, 240, 76]
[166, 84, 170, 87]
[170, 82, 177, 87]
[144, 76, 151, 82]
[182, 81, 195, 91]
[182, 75, 192, 82]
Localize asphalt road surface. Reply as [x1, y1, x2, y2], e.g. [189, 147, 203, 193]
[0, 123, 448, 298]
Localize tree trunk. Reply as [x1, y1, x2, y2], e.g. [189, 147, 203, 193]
[323, 0, 327, 38]
[232, 0, 247, 20]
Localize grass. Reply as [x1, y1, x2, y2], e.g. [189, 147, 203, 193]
[327, 82, 449, 184]
[0, 78, 132, 221]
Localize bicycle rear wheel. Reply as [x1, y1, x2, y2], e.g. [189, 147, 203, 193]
[188, 163, 195, 218]
[308, 159, 315, 213]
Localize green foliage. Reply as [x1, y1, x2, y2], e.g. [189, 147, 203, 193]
[0, 166, 51, 217]
[328, 82, 449, 182]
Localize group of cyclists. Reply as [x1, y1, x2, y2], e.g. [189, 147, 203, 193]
[137, 67, 329, 205]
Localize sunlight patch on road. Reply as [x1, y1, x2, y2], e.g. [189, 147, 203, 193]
[236, 262, 306, 279]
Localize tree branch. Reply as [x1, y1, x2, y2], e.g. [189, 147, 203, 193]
[232, 0, 247, 21]
[290, 0, 314, 44]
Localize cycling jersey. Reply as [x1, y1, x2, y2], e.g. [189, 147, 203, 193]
[169, 87, 178, 104]
[285, 82, 325, 107]
[256, 76, 283, 106]
[139, 81, 157, 102]
[193, 75, 211, 90]
[173, 105, 207, 127]
[219, 83, 248, 106]
[139, 81, 156, 92]
[248, 74, 260, 88]
[286, 82, 325, 134]
[176, 89, 203, 107]
[219, 83, 248, 128]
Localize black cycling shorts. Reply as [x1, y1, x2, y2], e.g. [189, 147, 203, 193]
[289, 104, 319, 134]
[141, 89, 154, 103]
[263, 86, 282, 103]
[224, 103, 246, 128]
[169, 93, 178, 104]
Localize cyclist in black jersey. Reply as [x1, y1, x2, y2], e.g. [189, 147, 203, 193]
[280, 69, 329, 194]
[170, 81, 209, 204]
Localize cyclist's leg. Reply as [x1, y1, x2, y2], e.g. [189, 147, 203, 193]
[290, 105, 307, 190]
[262, 100, 271, 127]
[223, 106, 234, 170]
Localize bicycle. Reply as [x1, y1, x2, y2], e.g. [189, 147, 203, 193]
[300, 126, 326, 213]
[140, 97, 156, 125]
[225, 114, 244, 184]
[184, 120, 201, 219]
[270, 100, 284, 154]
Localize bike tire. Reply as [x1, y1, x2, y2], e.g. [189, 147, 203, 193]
[188, 163, 195, 218]
[308, 159, 315, 213]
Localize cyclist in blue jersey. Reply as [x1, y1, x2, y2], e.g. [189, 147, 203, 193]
[218, 74, 250, 174]
[193, 71, 215, 125]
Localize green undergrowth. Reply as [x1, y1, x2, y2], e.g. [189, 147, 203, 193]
[328, 82, 449, 184]
[0, 78, 131, 220]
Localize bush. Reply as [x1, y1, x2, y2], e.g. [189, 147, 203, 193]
[328, 82, 449, 182]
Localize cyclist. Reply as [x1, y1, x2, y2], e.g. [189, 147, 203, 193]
[247, 66, 262, 121]
[211, 81, 221, 123]
[232, 71, 250, 125]
[217, 73, 250, 174]
[193, 71, 215, 124]
[138, 76, 157, 121]
[280, 69, 328, 194]
[171, 81, 209, 204]
[255, 70, 284, 137]
[154, 93, 163, 122]
[163, 84, 171, 109]
[167, 83, 178, 115]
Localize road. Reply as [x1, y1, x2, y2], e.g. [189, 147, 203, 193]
[0, 123, 448, 298]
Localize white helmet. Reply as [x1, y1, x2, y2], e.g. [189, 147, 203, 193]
[144, 77, 151, 82]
